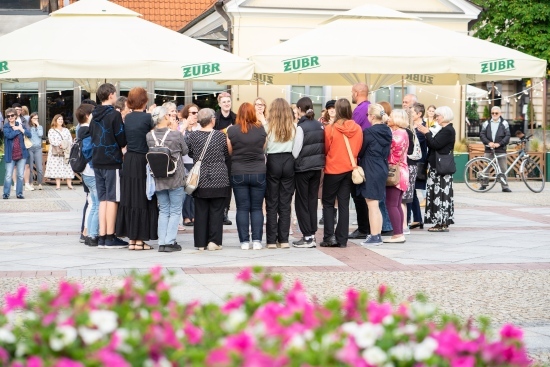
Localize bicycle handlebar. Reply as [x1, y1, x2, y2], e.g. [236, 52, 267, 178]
[485, 134, 532, 149]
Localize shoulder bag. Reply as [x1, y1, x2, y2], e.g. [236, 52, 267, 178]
[51, 129, 65, 157]
[24, 135, 33, 149]
[343, 134, 365, 184]
[435, 151, 456, 175]
[407, 129, 422, 161]
[184, 131, 214, 195]
[386, 163, 400, 186]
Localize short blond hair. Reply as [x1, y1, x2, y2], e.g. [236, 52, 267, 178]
[390, 109, 409, 128]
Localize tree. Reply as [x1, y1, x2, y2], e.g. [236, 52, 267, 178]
[471, 0, 550, 74]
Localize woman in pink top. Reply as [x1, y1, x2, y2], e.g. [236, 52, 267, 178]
[384, 109, 410, 243]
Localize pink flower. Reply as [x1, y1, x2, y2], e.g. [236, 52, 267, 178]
[222, 296, 246, 313]
[343, 288, 359, 319]
[500, 324, 524, 340]
[261, 278, 276, 292]
[336, 337, 367, 367]
[225, 332, 255, 352]
[145, 291, 159, 306]
[397, 303, 410, 318]
[3, 286, 27, 313]
[52, 282, 81, 308]
[42, 312, 57, 326]
[184, 323, 203, 345]
[236, 268, 252, 282]
[367, 301, 393, 324]
[433, 326, 460, 358]
[0, 347, 9, 364]
[150, 265, 162, 282]
[156, 281, 170, 292]
[151, 310, 162, 322]
[378, 284, 387, 299]
[53, 358, 84, 367]
[96, 349, 130, 367]
[451, 356, 475, 367]
[206, 348, 231, 366]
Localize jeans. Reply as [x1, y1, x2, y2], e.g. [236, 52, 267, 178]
[156, 187, 185, 245]
[380, 199, 393, 231]
[231, 173, 266, 243]
[322, 172, 352, 245]
[4, 158, 26, 197]
[484, 152, 509, 188]
[82, 174, 99, 238]
[265, 153, 294, 245]
[407, 189, 423, 224]
[27, 146, 43, 184]
[182, 164, 195, 221]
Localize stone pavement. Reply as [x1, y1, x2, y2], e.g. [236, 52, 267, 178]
[0, 180, 549, 361]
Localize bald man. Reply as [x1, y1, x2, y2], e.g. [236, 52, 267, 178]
[351, 83, 371, 131]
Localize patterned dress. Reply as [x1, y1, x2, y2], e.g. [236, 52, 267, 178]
[45, 128, 75, 179]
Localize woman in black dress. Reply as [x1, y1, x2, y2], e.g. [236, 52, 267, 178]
[116, 87, 158, 250]
[357, 103, 393, 246]
[416, 106, 456, 232]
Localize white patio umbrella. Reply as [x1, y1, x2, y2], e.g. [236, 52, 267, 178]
[0, 0, 253, 92]
[222, 5, 546, 89]
[466, 85, 489, 99]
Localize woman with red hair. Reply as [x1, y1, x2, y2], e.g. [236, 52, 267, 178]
[226, 102, 267, 250]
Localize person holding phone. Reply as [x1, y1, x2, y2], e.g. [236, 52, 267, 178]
[3, 108, 31, 199]
[27, 112, 44, 190]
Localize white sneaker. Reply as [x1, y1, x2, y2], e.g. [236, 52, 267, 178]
[25, 183, 35, 191]
[37, 184, 43, 190]
[240, 242, 251, 250]
[352, 221, 358, 225]
[403, 227, 411, 235]
[289, 227, 293, 235]
[252, 241, 263, 250]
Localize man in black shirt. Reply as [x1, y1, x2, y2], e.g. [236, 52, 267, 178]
[214, 92, 236, 225]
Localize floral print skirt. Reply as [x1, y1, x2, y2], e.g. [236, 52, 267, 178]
[424, 167, 454, 226]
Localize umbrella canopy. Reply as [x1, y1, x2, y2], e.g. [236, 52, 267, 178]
[466, 85, 489, 99]
[0, 0, 253, 90]
[224, 5, 546, 88]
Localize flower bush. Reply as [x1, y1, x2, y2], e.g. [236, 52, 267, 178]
[0, 266, 531, 367]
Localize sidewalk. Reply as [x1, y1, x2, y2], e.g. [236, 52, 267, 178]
[0, 181, 549, 361]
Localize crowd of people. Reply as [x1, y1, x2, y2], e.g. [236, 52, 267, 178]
[3, 81, 459, 250]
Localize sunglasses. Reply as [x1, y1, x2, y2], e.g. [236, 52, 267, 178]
[491, 112, 500, 115]
[189, 111, 198, 115]
[6, 114, 15, 118]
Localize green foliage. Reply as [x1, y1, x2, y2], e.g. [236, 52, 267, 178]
[471, 0, 550, 74]
[527, 101, 536, 125]
[466, 100, 480, 120]
[483, 105, 491, 120]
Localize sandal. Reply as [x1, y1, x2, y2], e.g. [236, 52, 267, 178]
[428, 225, 448, 233]
[134, 242, 154, 251]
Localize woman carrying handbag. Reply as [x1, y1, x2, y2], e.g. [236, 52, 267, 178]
[320, 99, 362, 248]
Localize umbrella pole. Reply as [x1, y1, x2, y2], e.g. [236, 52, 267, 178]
[256, 79, 259, 98]
[543, 78, 547, 151]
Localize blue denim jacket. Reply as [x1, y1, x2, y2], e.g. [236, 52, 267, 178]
[30, 126, 43, 148]
[3, 122, 31, 163]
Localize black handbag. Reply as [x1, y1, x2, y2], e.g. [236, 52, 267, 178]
[416, 162, 427, 181]
[435, 151, 456, 175]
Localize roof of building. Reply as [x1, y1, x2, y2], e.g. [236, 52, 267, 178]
[68, 0, 215, 30]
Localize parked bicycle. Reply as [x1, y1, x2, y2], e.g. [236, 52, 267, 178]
[464, 135, 545, 193]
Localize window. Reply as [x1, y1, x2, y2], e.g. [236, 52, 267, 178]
[0, 0, 41, 10]
[46, 81, 74, 127]
[291, 85, 324, 118]
[375, 86, 408, 108]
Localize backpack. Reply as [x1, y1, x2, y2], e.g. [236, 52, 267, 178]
[69, 137, 87, 173]
[146, 130, 178, 178]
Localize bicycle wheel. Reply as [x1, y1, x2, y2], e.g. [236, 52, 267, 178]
[520, 158, 545, 193]
[464, 157, 498, 192]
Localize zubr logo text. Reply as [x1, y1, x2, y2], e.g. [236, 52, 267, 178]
[405, 74, 434, 85]
[0, 61, 9, 74]
[283, 56, 320, 73]
[182, 63, 221, 79]
[481, 59, 515, 74]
